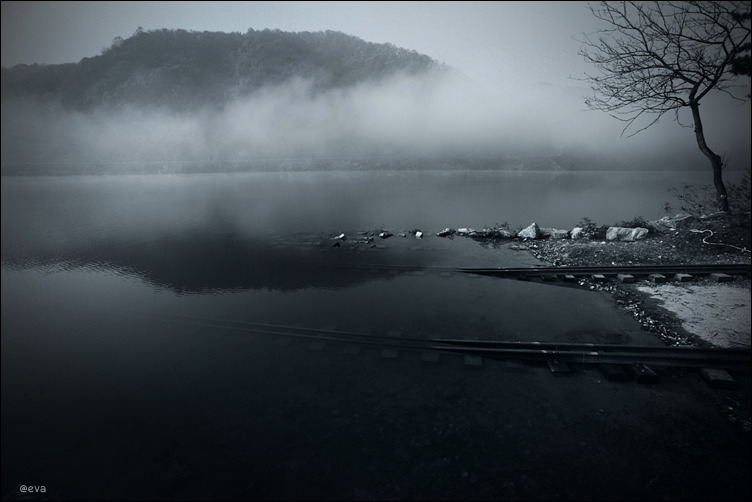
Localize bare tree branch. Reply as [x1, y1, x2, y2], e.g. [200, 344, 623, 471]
[577, 1, 751, 212]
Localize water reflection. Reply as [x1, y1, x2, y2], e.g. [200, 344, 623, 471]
[2, 230, 428, 293]
[4, 171, 709, 500]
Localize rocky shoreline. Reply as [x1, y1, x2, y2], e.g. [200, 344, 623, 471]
[508, 212, 751, 349]
[424, 211, 751, 349]
[442, 211, 751, 266]
[325, 210, 750, 349]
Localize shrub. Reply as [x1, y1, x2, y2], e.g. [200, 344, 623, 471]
[576, 217, 607, 239]
[663, 183, 715, 218]
[615, 216, 649, 228]
[488, 221, 522, 234]
[727, 166, 751, 214]
[664, 166, 751, 217]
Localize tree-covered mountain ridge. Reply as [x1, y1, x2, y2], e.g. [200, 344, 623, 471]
[1, 27, 449, 110]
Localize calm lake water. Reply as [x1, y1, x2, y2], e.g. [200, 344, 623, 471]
[0, 168, 733, 499]
[0, 169, 716, 242]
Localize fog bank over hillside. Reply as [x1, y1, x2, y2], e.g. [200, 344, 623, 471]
[3, 68, 749, 172]
[0, 69, 550, 163]
[2, 7, 749, 175]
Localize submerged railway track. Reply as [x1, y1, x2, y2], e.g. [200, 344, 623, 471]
[285, 261, 750, 285]
[144, 311, 750, 379]
[138, 263, 749, 387]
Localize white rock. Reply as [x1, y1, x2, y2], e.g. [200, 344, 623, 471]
[606, 227, 649, 241]
[517, 222, 540, 240]
[541, 228, 569, 239]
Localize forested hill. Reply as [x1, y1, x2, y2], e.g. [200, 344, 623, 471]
[1, 27, 447, 110]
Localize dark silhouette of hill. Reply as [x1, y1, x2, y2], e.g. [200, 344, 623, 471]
[1, 28, 447, 111]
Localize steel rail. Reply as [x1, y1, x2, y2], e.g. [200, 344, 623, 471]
[435, 338, 748, 356]
[145, 313, 436, 345]
[457, 263, 751, 277]
[143, 312, 750, 371]
[431, 346, 750, 370]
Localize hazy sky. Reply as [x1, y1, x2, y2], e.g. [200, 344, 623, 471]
[1, 1, 750, 164]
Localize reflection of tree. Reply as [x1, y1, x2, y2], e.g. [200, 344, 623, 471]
[579, 1, 751, 213]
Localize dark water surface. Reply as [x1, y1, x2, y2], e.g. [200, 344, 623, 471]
[3, 170, 748, 500]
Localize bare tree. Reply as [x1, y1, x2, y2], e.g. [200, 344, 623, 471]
[579, 1, 751, 213]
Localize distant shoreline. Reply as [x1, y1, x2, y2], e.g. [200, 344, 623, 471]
[0, 158, 715, 177]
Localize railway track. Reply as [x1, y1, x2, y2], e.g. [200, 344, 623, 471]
[138, 263, 750, 387]
[144, 313, 750, 374]
[269, 261, 750, 284]
[456, 263, 751, 283]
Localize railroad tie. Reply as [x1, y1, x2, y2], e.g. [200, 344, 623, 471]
[626, 363, 658, 384]
[598, 363, 630, 381]
[464, 356, 483, 367]
[699, 368, 737, 389]
[710, 273, 733, 283]
[547, 359, 572, 374]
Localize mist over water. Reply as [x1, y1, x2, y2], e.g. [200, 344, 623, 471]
[1, 168, 720, 287]
[2, 68, 750, 168]
[2, 167, 733, 500]
[2, 6, 750, 498]
[2, 31, 749, 502]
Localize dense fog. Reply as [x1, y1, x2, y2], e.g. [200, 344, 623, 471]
[2, 67, 750, 171]
[1, 70, 562, 162]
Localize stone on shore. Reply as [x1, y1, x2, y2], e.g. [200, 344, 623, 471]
[517, 222, 540, 240]
[570, 227, 586, 240]
[477, 228, 514, 239]
[540, 228, 569, 239]
[606, 227, 649, 241]
[647, 213, 694, 232]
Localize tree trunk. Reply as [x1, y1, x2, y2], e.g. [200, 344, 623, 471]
[690, 102, 729, 213]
